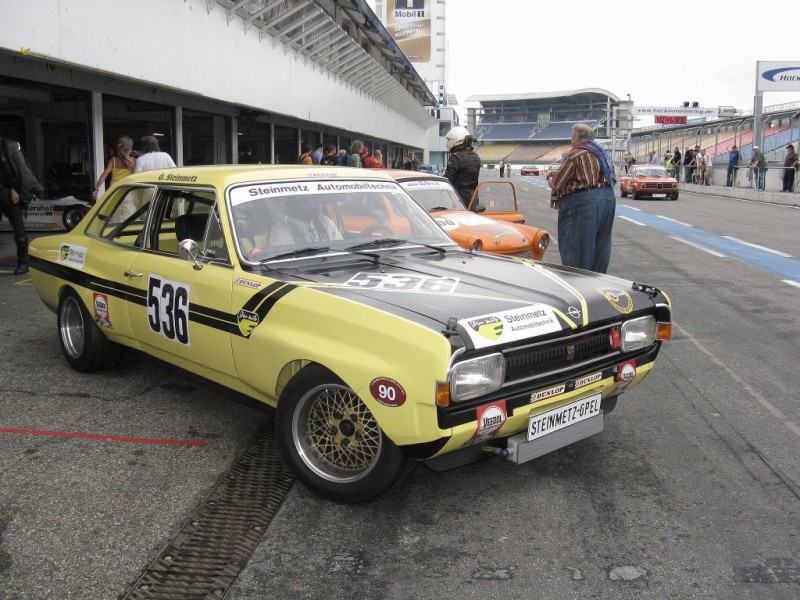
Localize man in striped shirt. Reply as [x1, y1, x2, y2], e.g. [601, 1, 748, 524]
[547, 123, 617, 274]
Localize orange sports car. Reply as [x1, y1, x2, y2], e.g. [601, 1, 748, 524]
[619, 165, 679, 200]
[384, 170, 550, 259]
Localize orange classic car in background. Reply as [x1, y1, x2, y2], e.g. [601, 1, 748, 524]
[619, 165, 679, 200]
[384, 170, 550, 259]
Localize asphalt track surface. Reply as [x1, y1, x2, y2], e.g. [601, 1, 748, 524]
[1, 177, 799, 599]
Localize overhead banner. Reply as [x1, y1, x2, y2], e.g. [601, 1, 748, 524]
[632, 106, 719, 118]
[757, 61, 800, 92]
[387, 0, 431, 63]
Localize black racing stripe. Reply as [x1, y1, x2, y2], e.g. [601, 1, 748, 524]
[241, 281, 287, 312]
[192, 312, 240, 334]
[31, 257, 239, 333]
[255, 284, 296, 321]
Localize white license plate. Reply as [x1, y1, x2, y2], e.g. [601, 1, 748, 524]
[652, 193, 667, 198]
[528, 393, 602, 441]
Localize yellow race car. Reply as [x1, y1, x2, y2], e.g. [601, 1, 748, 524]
[29, 165, 672, 503]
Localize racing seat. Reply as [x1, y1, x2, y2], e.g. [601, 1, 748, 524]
[175, 213, 208, 243]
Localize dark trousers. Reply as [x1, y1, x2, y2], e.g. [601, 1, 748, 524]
[0, 188, 28, 265]
[783, 168, 796, 192]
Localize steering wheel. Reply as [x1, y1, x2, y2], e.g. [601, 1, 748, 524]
[360, 224, 395, 237]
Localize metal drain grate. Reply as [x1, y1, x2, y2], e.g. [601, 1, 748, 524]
[124, 426, 295, 600]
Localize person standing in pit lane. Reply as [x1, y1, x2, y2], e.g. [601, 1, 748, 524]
[0, 137, 45, 275]
[443, 126, 481, 208]
[782, 144, 798, 192]
[547, 123, 616, 274]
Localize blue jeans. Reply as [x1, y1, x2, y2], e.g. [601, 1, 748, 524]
[755, 168, 766, 190]
[557, 186, 616, 273]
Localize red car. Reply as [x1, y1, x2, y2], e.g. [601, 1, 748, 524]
[520, 165, 540, 176]
[619, 165, 679, 200]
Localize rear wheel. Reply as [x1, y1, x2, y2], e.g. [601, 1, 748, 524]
[277, 365, 411, 503]
[57, 289, 124, 372]
[62, 206, 88, 231]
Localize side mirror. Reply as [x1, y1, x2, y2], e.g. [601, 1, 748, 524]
[178, 239, 203, 270]
[474, 203, 487, 213]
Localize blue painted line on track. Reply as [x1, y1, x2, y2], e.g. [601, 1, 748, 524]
[615, 204, 800, 282]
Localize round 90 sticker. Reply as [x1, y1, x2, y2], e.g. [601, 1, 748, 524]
[369, 377, 406, 407]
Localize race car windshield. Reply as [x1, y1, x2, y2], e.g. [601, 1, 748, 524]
[398, 179, 463, 211]
[227, 179, 453, 264]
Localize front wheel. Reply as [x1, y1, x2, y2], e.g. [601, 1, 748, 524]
[58, 289, 124, 372]
[277, 365, 411, 503]
[620, 188, 628, 198]
[632, 190, 641, 200]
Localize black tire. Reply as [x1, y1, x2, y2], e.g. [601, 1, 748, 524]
[276, 364, 411, 503]
[632, 190, 641, 200]
[57, 289, 124, 372]
[671, 194, 679, 201]
[62, 206, 88, 231]
[620, 188, 628, 198]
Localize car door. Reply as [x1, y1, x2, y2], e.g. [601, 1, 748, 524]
[466, 180, 525, 224]
[81, 184, 158, 342]
[122, 186, 237, 378]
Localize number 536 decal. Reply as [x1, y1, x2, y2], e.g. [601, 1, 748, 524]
[147, 275, 191, 345]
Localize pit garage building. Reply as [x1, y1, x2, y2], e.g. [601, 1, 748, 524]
[0, 0, 436, 200]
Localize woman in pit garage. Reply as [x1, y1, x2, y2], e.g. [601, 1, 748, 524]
[92, 136, 136, 202]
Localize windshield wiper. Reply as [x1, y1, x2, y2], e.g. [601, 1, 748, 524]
[345, 238, 409, 251]
[261, 246, 330, 261]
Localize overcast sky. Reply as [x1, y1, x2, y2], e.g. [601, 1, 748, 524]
[372, 1, 800, 126]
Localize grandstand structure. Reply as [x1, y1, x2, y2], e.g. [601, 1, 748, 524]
[626, 104, 800, 171]
[465, 88, 800, 175]
[465, 88, 618, 165]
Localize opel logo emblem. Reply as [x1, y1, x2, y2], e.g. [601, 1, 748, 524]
[567, 306, 581, 319]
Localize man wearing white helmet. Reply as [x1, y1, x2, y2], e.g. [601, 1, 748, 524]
[444, 126, 481, 207]
[749, 145, 767, 191]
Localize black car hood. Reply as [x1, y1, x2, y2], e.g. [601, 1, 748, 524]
[262, 248, 665, 350]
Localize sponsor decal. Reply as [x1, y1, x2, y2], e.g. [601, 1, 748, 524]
[92, 292, 112, 329]
[468, 315, 503, 341]
[234, 277, 262, 289]
[369, 377, 407, 407]
[459, 304, 561, 349]
[229, 180, 398, 206]
[236, 309, 260, 338]
[345, 272, 458, 294]
[400, 179, 451, 191]
[530, 383, 566, 404]
[614, 361, 637, 391]
[574, 371, 602, 389]
[471, 401, 507, 441]
[57, 244, 88, 268]
[248, 246, 265, 256]
[597, 287, 633, 314]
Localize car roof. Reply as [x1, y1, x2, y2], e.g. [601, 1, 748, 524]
[378, 168, 448, 182]
[119, 164, 399, 188]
